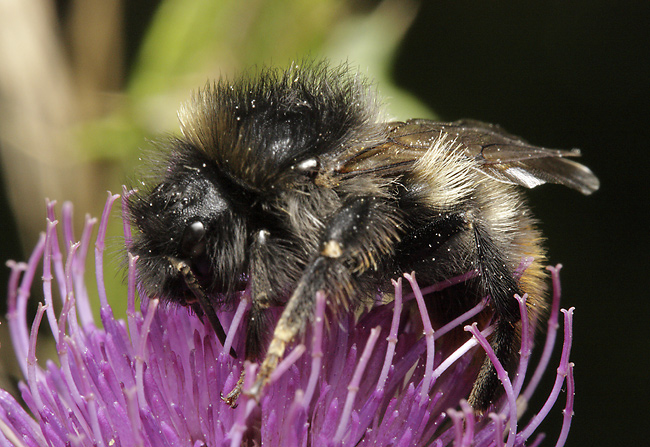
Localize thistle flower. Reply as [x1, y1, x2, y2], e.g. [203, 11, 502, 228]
[1, 192, 575, 447]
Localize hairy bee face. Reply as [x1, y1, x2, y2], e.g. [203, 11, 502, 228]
[129, 158, 248, 302]
[127, 61, 599, 411]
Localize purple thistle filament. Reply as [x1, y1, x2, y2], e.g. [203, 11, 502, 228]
[0, 193, 575, 446]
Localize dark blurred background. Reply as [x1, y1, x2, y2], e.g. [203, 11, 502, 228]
[1, 1, 647, 446]
[393, 2, 648, 446]
[397, 2, 649, 444]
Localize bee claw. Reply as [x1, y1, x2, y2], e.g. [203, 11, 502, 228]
[222, 369, 246, 408]
[220, 391, 239, 409]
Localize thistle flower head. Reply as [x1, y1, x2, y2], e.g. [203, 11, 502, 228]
[1, 192, 575, 446]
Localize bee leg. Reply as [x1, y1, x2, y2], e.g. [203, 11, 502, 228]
[223, 229, 275, 407]
[221, 302, 270, 408]
[467, 223, 522, 412]
[394, 211, 521, 411]
[468, 319, 518, 411]
[245, 229, 276, 361]
[246, 196, 400, 400]
[246, 257, 337, 399]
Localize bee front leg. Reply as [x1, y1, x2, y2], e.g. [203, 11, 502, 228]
[221, 301, 270, 407]
[246, 196, 401, 401]
[223, 229, 277, 407]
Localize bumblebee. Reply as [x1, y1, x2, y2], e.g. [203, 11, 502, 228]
[126, 61, 599, 411]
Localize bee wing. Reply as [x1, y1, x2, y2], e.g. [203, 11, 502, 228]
[336, 119, 600, 195]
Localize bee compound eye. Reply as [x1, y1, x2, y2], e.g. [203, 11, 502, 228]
[179, 221, 207, 259]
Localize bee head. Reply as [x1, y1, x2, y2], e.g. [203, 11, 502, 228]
[127, 156, 248, 304]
